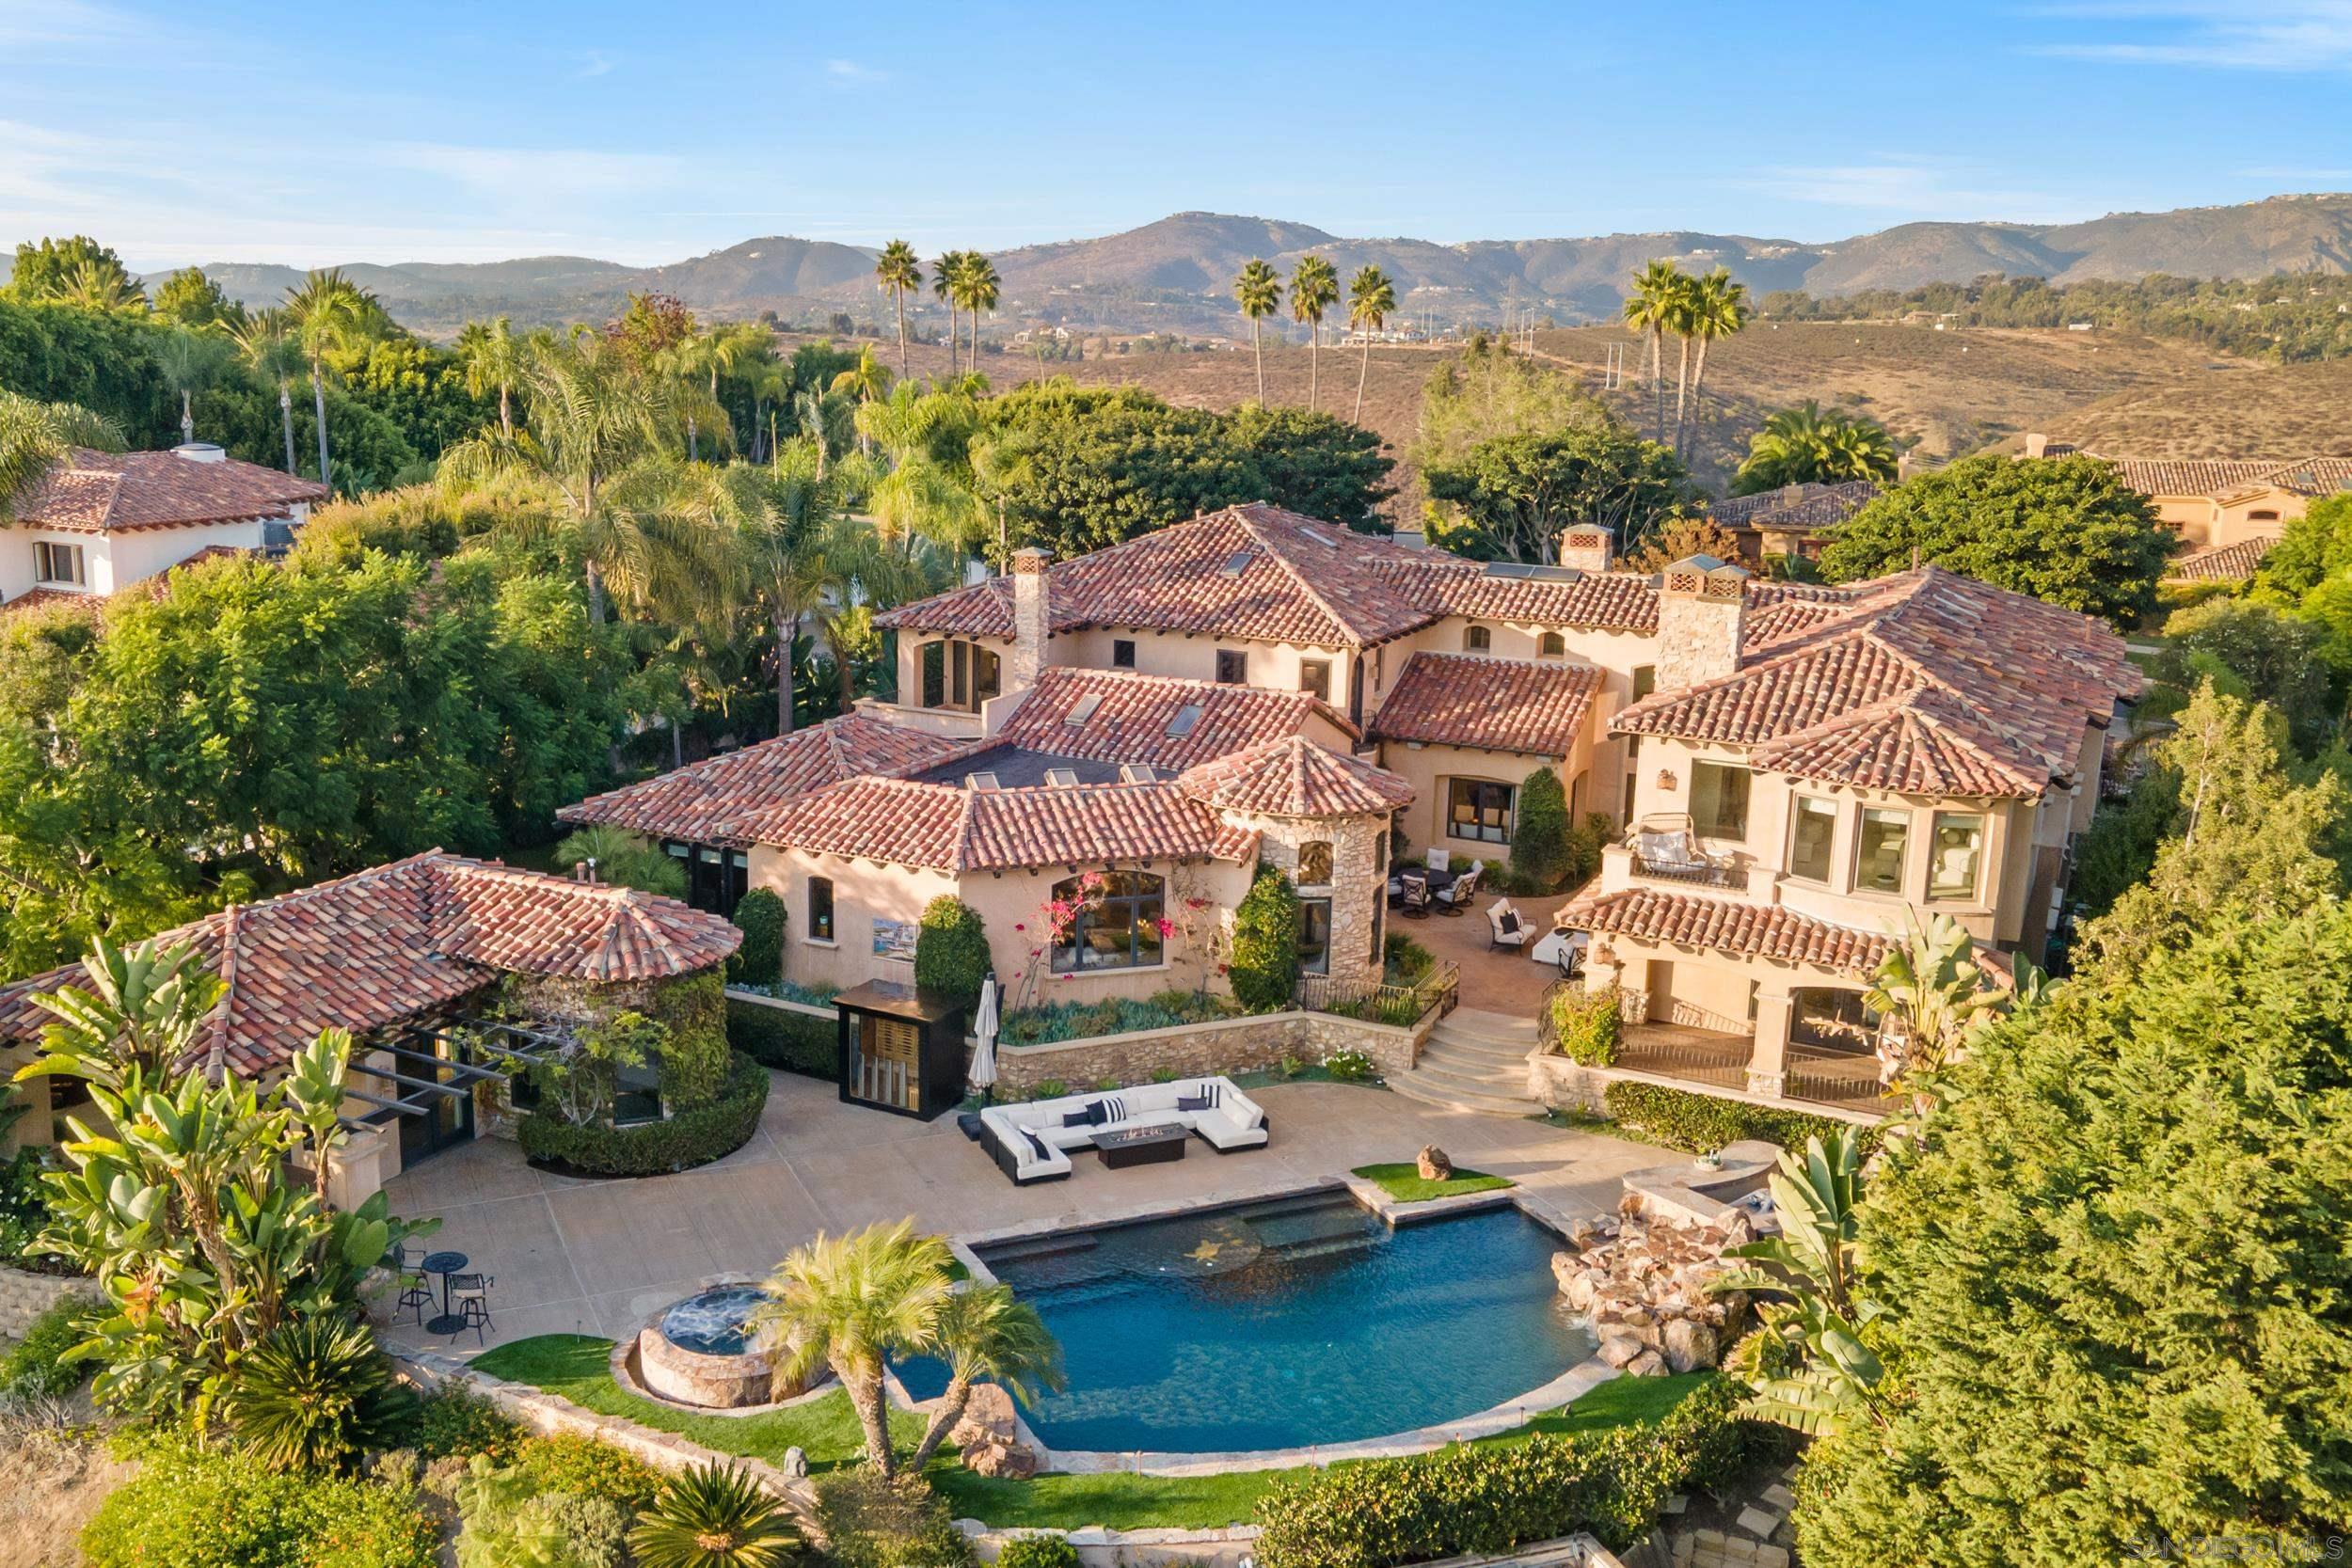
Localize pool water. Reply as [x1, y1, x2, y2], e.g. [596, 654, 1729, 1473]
[896, 1189, 1592, 1453]
[660, 1284, 768, 1356]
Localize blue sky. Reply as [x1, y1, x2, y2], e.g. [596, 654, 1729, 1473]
[7, 1, 2352, 269]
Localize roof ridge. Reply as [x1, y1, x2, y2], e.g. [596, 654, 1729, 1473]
[1235, 505, 1363, 647]
[200, 901, 241, 1083]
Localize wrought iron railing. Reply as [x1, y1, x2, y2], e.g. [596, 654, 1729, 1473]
[1297, 959, 1460, 1028]
[1630, 854, 1750, 891]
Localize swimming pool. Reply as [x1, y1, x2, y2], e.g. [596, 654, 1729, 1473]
[898, 1188, 1593, 1454]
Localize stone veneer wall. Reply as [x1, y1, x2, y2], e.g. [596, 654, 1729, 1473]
[1242, 810, 1389, 991]
[990, 1008, 1428, 1097]
[1526, 1051, 1881, 1127]
[0, 1263, 94, 1338]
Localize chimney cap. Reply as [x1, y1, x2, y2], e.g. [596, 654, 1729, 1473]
[171, 441, 228, 464]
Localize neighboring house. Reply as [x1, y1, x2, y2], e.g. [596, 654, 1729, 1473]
[0, 851, 739, 1198]
[1701, 480, 1882, 565]
[2015, 434, 2352, 583]
[0, 442, 327, 611]
[564, 501, 2136, 1122]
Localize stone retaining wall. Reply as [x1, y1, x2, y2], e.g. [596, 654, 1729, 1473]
[990, 1007, 1427, 1097]
[0, 1262, 93, 1338]
[1526, 1052, 1881, 1127]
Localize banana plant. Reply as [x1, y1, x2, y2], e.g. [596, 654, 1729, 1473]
[14, 935, 225, 1092]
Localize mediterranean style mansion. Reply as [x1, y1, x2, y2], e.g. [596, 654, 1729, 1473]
[562, 500, 2140, 1110]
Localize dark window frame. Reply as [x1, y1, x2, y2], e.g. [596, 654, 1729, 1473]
[1216, 648, 1248, 685]
[807, 876, 835, 942]
[1111, 638, 1136, 668]
[1297, 896, 1332, 976]
[1447, 778, 1515, 845]
[1300, 659, 1331, 702]
[1048, 870, 1167, 973]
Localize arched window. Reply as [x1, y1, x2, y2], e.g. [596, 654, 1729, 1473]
[1049, 871, 1166, 973]
[2249, 509, 2280, 523]
[1464, 625, 1492, 652]
[1297, 841, 1333, 885]
[1537, 631, 1565, 657]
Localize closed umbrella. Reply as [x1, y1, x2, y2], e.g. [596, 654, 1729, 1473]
[968, 973, 1000, 1098]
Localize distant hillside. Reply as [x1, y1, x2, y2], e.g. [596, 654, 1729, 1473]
[127, 193, 2352, 339]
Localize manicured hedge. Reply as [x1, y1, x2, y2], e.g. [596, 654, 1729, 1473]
[516, 1053, 770, 1177]
[1602, 1081, 1882, 1156]
[1550, 984, 1623, 1067]
[1253, 1376, 1766, 1566]
[729, 888, 786, 985]
[727, 996, 837, 1080]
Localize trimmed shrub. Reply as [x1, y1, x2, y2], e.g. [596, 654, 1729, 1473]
[728, 887, 786, 985]
[727, 996, 836, 1079]
[1601, 1081, 1880, 1157]
[515, 1433, 663, 1513]
[648, 970, 731, 1109]
[810, 1468, 972, 1568]
[517, 1053, 770, 1177]
[914, 896, 993, 1009]
[998, 990, 1239, 1046]
[1253, 1377, 1765, 1566]
[1383, 932, 1435, 984]
[1230, 865, 1303, 1013]
[1549, 984, 1622, 1067]
[1509, 766, 1569, 889]
[83, 1433, 438, 1568]
[993, 1536, 1081, 1568]
[403, 1386, 524, 1464]
[2, 1296, 92, 1399]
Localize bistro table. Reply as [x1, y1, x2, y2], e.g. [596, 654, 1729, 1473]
[420, 1250, 471, 1337]
[1387, 865, 1463, 905]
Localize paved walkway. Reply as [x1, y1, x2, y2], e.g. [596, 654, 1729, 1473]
[381, 1071, 1663, 1354]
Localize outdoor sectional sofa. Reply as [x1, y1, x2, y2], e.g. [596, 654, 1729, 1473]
[978, 1075, 1270, 1184]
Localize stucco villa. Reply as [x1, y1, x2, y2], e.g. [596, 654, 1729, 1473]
[2020, 436, 2352, 585]
[0, 442, 326, 614]
[560, 499, 2137, 1117]
[1703, 480, 1881, 566]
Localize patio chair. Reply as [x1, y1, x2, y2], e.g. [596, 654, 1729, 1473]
[1629, 813, 1724, 882]
[389, 1243, 434, 1326]
[1425, 847, 1451, 874]
[1435, 868, 1479, 916]
[1553, 932, 1587, 981]
[447, 1274, 495, 1345]
[1486, 899, 1530, 953]
[1398, 876, 1432, 920]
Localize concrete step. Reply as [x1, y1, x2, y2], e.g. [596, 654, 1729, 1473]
[1423, 1032, 1536, 1066]
[1412, 1057, 1531, 1098]
[1432, 1019, 1541, 1051]
[1448, 1006, 1540, 1037]
[1389, 1069, 1540, 1118]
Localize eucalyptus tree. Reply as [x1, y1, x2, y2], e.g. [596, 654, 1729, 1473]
[230, 309, 308, 474]
[1289, 253, 1339, 410]
[1233, 259, 1282, 405]
[1620, 259, 1685, 443]
[283, 269, 372, 486]
[1347, 264, 1397, 424]
[875, 239, 923, 377]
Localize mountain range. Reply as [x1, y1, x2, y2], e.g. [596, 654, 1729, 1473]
[105, 193, 2352, 339]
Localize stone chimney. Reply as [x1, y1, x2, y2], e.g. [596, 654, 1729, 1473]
[1654, 555, 1750, 690]
[1008, 546, 1051, 693]
[2021, 433, 2051, 459]
[1556, 523, 1614, 573]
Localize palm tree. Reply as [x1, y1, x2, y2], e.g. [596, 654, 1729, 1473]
[907, 1283, 1064, 1469]
[1346, 265, 1397, 425]
[230, 310, 308, 475]
[1621, 260, 1686, 444]
[1732, 401, 1899, 492]
[875, 240, 923, 379]
[748, 1219, 953, 1476]
[831, 345, 895, 454]
[1233, 259, 1282, 405]
[931, 252, 962, 371]
[150, 328, 230, 447]
[0, 390, 123, 521]
[955, 254, 1000, 373]
[455, 315, 524, 437]
[1680, 267, 1751, 462]
[1288, 254, 1340, 411]
[628, 1464, 799, 1568]
[283, 269, 370, 487]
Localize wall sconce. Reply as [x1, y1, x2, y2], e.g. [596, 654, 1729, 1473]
[1656, 769, 1678, 791]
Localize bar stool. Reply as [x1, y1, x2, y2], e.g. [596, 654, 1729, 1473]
[447, 1274, 496, 1344]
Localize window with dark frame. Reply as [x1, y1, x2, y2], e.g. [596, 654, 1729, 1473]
[1112, 638, 1136, 669]
[1299, 659, 1330, 702]
[1691, 762, 1752, 841]
[1448, 779, 1514, 844]
[920, 641, 946, 708]
[663, 840, 749, 917]
[33, 541, 85, 585]
[1216, 648, 1248, 684]
[1538, 631, 1565, 657]
[1463, 625, 1492, 652]
[1048, 871, 1166, 972]
[808, 877, 835, 942]
[1297, 897, 1332, 976]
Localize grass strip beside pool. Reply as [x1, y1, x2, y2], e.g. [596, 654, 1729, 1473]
[470, 1333, 924, 1473]
[1351, 1162, 1515, 1203]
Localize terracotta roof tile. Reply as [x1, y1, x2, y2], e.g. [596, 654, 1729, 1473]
[2097, 457, 2286, 498]
[0, 852, 739, 1077]
[993, 667, 1358, 768]
[739, 775, 1259, 871]
[1371, 652, 1601, 757]
[1177, 734, 1415, 817]
[1558, 885, 1890, 975]
[2165, 536, 2278, 583]
[0, 586, 99, 618]
[12, 448, 326, 533]
[1399, 562, 1663, 632]
[1706, 480, 1881, 533]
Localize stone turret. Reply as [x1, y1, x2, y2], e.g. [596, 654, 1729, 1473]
[1654, 555, 1749, 691]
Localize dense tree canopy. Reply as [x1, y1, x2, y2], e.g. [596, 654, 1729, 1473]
[1422, 424, 1689, 562]
[1819, 453, 2171, 626]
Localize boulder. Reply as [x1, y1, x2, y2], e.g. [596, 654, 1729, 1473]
[1662, 1318, 1721, 1373]
[1626, 1350, 1668, 1377]
[780, 1447, 809, 1480]
[1597, 1333, 1646, 1369]
[961, 1439, 1039, 1480]
[1417, 1145, 1454, 1182]
[1562, 1272, 1600, 1313]
[1550, 1251, 1581, 1292]
[950, 1384, 1019, 1449]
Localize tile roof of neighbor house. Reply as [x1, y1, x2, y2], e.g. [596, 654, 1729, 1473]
[2091, 453, 2352, 500]
[2166, 536, 2279, 584]
[12, 448, 328, 533]
[559, 713, 982, 843]
[1176, 734, 1417, 817]
[0, 851, 739, 1079]
[736, 775, 1260, 872]
[1613, 566, 2137, 799]
[0, 586, 99, 618]
[992, 667, 1359, 768]
[1370, 652, 1603, 757]
[1558, 885, 1892, 975]
[1706, 480, 1882, 533]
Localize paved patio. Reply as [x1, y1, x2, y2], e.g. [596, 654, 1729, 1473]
[379, 1070, 1665, 1355]
[1395, 892, 1570, 1015]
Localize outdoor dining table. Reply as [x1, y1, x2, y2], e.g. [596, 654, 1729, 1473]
[420, 1250, 471, 1337]
[1389, 865, 1462, 898]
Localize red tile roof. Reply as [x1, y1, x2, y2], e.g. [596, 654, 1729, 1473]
[1559, 885, 1891, 975]
[1371, 652, 1601, 757]
[0, 586, 99, 618]
[0, 852, 739, 1078]
[1400, 561, 1664, 632]
[1614, 567, 2136, 799]
[559, 713, 981, 844]
[739, 776, 1259, 872]
[1177, 735, 1416, 817]
[13, 448, 327, 533]
[1706, 480, 1881, 533]
[2165, 536, 2277, 583]
[993, 667, 1359, 768]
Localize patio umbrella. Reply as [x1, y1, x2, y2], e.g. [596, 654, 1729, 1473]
[968, 973, 1000, 1097]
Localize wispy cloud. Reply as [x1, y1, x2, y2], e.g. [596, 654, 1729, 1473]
[2030, 2, 2352, 71]
[380, 143, 689, 202]
[577, 51, 614, 79]
[0, 0, 135, 48]
[824, 58, 887, 84]
[1741, 160, 2090, 224]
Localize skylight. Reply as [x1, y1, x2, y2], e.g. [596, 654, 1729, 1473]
[1166, 703, 1203, 738]
[1120, 764, 1165, 784]
[1221, 550, 1255, 577]
[966, 771, 1001, 791]
[1045, 768, 1080, 787]
[1065, 692, 1104, 726]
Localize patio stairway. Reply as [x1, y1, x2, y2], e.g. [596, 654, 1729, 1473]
[1389, 1007, 1544, 1117]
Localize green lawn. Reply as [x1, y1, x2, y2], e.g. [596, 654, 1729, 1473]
[473, 1333, 1710, 1530]
[471, 1333, 924, 1473]
[1351, 1162, 1515, 1203]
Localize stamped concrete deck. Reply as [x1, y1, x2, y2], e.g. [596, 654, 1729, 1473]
[380, 1070, 1663, 1355]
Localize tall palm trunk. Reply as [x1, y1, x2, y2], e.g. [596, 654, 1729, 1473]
[686, 414, 698, 464]
[1672, 335, 1692, 452]
[846, 1367, 896, 1477]
[1647, 329, 1664, 443]
[910, 1373, 975, 1471]
[179, 390, 194, 446]
[584, 558, 609, 624]
[1686, 338, 1714, 461]
[1308, 325, 1320, 411]
[775, 610, 797, 736]
[896, 288, 910, 378]
[277, 382, 297, 473]
[309, 362, 331, 486]
[1251, 319, 1265, 404]
[1355, 335, 1372, 423]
